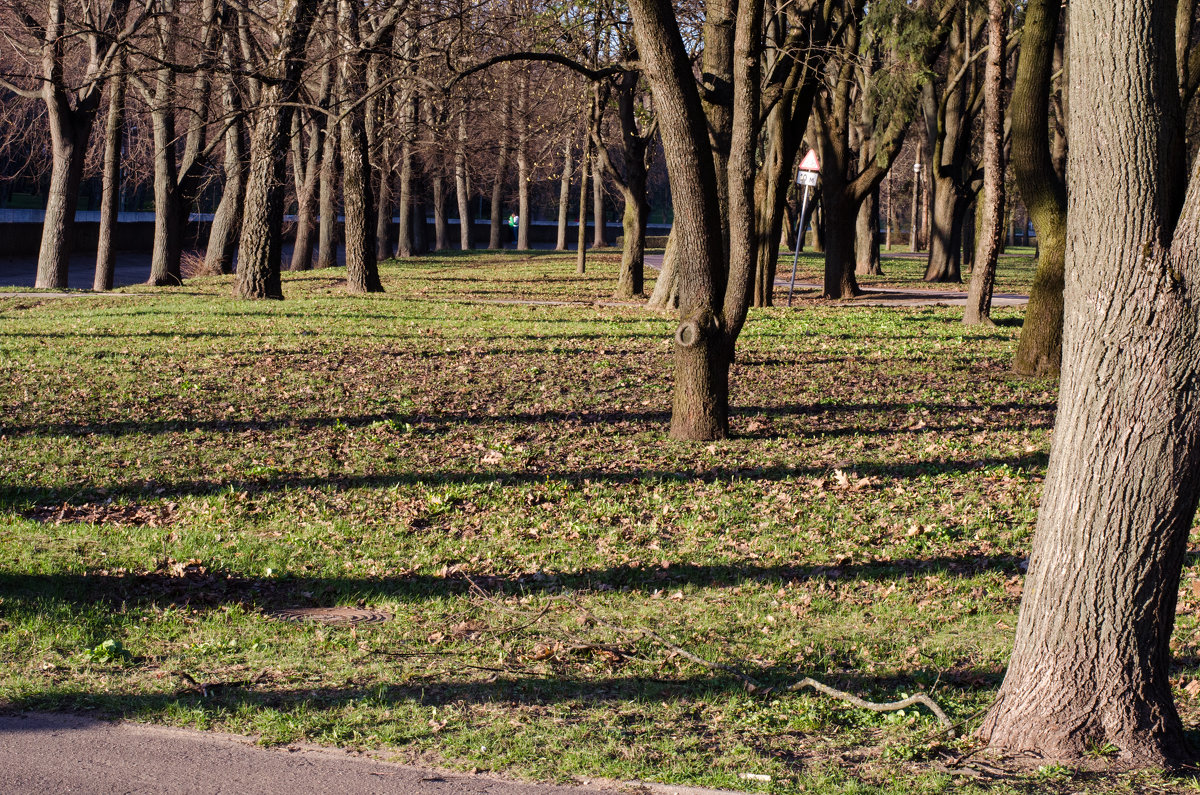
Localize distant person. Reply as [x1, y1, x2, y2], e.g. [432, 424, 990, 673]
[508, 213, 519, 247]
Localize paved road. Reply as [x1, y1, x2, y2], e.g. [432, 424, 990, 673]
[0, 713, 678, 795]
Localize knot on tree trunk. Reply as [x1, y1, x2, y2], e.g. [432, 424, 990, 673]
[675, 311, 719, 350]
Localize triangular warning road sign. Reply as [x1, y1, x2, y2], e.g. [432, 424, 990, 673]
[798, 150, 820, 171]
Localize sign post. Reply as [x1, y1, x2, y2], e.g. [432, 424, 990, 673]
[788, 151, 821, 306]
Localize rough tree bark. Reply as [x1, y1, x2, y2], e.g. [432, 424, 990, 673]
[234, 0, 320, 299]
[336, 0, 384, 293]
[979, 0, 1200, 766]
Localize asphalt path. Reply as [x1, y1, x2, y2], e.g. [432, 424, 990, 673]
[0, 712, 735, 795]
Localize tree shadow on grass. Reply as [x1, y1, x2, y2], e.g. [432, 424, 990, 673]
[0, 553, 1028, 615]
[0, 451, 1050, 509]
[2, 400, 1056, 441]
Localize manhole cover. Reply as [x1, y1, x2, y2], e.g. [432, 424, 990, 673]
[268, 607, 391, 626]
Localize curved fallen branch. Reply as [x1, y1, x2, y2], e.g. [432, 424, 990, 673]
[787, 677, 954, 734]
[582, 609, 955, 735]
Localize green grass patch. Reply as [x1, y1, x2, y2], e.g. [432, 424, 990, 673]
[2, 253, 1198, 793]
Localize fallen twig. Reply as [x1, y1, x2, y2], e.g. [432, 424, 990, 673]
[581, 608, 955, 735]
[787, 677, 954, 734]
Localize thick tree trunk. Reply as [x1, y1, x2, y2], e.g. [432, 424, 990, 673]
[455, 112, 472, 251]
[963, 0, 1006, 325]
[235, 0, 318, 299]
[980, 0, 1198, 766]
[1012, 0, 1068, 377]
[37, 110, 92, 289]
[822, 189, 861, 298]
[95, 60, 125, 292]
[923, 177, 963, 282]
[555, 139, 572, 251]
[431, 173, 448, 250]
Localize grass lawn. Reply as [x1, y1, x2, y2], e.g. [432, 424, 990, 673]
[2, 252, 1199, 793]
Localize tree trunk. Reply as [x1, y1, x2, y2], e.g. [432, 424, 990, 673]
[979, 0, 1199, 766]
[614, 185, 647, 298]
[396, 99, 416, 257]
[234, 0, 319, 299]
[203, 69, 246, 277]
[576, 138, 590, 274]
[95, 58, 125, 292]
[963, 0, 1006, 325]
[337, 0, 383, 294]
[316, 122, 340, 269]
[516, 76, 530, 251]
[855, 187, 882, 276]
[647, 227, 678, 310]
[923, 176, 963, 282]
[37, 107, 92, 289]
[375, 157, 394, 261]
[455, 111, 472, 251]
[591, 164, 607, 248]
[489, 94, 512, 250]
[1012, 0, 1068, 377]
[555, 138, 572, 251]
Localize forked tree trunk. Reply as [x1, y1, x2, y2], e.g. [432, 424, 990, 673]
[203, 69, 246, 276]
[979, 0, 1200, 766]
[290, 111, 322, 271]
[963, 0, 1006, 325]
[234, 0, 318, 299]
[95, 58, 126, 292]
[1011, 0, 1068, 377]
